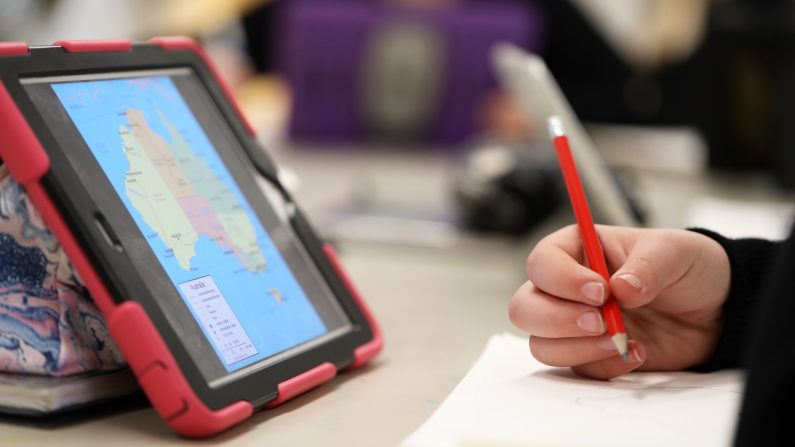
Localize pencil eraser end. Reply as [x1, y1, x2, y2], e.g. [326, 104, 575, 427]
[547, 116, 564, 139]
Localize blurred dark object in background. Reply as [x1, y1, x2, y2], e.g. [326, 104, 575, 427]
[535, 0, 642, 126]
[539, 0, 795, 191]
[537, 0, 706, 130]
[243, 0, 282, 74]
[452, 139, 563, 235]
[696, 0, 795, 190]
[268, 0, 544, 145]
[452, 136, 646, 235]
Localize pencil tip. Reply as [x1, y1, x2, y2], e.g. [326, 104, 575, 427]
[611, 333, 629, 362]
[547, 116, 564, 139]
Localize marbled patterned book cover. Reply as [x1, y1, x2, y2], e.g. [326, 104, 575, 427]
[0, 165, 126, 377]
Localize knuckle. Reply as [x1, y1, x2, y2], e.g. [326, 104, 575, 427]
[631, 256, 655, 273]
[508, 295, 522, 326]
[626, 256, 656, 285]
[525, 250, 538, 279]
[508, 282, 532, 327]
[525, 240, 550, 279]
[527, 226, 574, 277]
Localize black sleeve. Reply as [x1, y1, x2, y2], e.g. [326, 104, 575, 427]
[732, 224, 795, 445]
[686, 227, 782, 372]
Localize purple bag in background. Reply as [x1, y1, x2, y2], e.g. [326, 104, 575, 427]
[0, 166, 125, 377]
[277, 0, 545, 145]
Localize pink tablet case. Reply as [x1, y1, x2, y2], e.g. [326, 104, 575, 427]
[0, 37, 383, 437]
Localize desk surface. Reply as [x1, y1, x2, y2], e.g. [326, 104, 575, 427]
[0, 136, 792, 446]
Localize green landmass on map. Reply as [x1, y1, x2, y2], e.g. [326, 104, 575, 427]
[119, 108, 267, 273]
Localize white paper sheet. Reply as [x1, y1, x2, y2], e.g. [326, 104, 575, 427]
[401, 333, 744, 447]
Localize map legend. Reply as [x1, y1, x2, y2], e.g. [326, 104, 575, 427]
[178, 275, 258, 365]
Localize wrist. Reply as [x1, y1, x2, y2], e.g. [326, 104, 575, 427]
[686, 227, 780, 371]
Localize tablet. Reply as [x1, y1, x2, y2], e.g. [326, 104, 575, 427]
[491, 43, 644, 227]
[0, 38, 382, 437]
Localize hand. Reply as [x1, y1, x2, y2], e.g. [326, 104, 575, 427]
[509, 225, 731, 379]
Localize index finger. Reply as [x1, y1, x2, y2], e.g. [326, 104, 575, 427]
[527, 225, 608, 307]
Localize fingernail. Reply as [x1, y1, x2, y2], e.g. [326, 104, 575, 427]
[616, 273, 643, 292]
[581, 282, 605, 305]
[596, 336, 617, 351]
[576, 312, 604, 334]
[630, 346, 642, 363]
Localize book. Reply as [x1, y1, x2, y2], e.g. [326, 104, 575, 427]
[0, 367, 140, 417]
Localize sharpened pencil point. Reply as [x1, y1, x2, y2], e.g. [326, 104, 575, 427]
[611, 332, 629, 362]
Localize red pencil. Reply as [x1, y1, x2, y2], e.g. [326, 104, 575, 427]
[547, 116, 629, 361]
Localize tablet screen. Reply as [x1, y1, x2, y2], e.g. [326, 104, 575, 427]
[23, 69, 351, 381]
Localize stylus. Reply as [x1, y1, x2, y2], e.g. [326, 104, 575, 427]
[548, 116, 629, 361]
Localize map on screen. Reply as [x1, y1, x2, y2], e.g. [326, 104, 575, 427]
[51, 75, 328, 371]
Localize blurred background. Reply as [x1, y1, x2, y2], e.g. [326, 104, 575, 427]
[6, 2, 795, 443]
[2, 0, 795, 242]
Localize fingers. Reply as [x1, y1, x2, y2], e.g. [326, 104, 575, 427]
[529, 336, 646, 379]
[609, 230, 696, 309]
[510, 281, 606, 338]
[527, 226, 609, 307]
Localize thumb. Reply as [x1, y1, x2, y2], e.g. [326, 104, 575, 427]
[609, 235, 694, 309]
